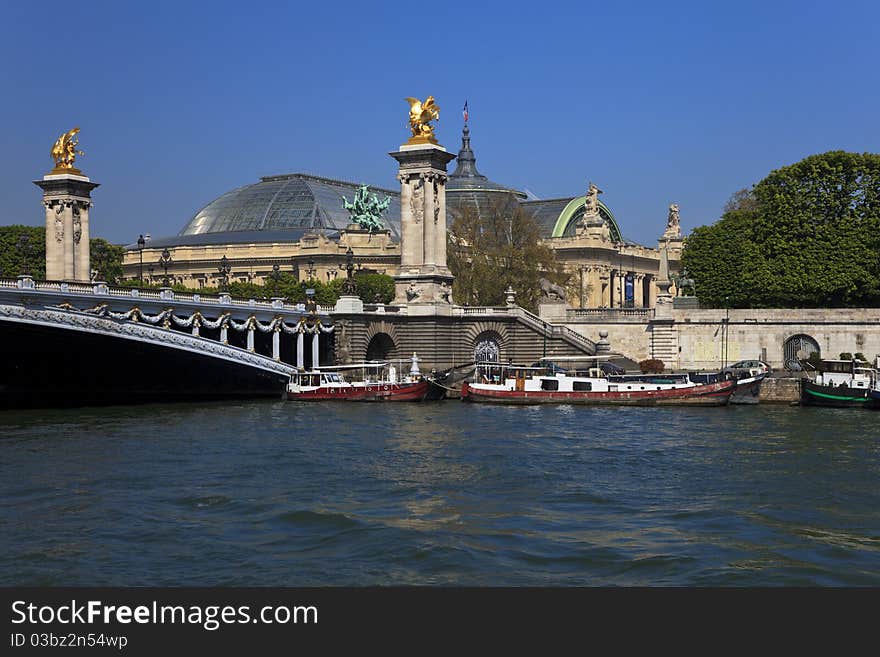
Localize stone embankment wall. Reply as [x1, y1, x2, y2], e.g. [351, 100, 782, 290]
[556, 307, 880, 371]
[759, 377, 802, 403]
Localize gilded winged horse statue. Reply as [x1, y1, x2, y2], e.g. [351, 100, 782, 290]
[50, 127, 84, 172]
[404, 96, 440, 144]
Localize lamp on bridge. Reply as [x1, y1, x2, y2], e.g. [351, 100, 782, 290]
[306, 257, 316, 281]
[341, 246, 357, 296]
[136, 234, 145, 282]
[269, 263, 282, 293]
[147, 265, 154, 283]
[18, 234, 31, 276]
[305, 287, 317, 315]
[218, 255, 231, 292]
[158, 248, 172, 287]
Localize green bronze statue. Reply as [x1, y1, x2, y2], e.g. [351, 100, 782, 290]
[342, 185, 391, 233]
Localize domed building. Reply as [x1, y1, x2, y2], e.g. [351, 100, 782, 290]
[178, 173, 402, 241]
[124, 120, 680, 308]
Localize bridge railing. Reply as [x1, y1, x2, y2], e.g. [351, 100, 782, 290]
[0, 277, 331, 315]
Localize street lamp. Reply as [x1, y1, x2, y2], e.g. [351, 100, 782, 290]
[136, 234, 145, 282]
[723, 296, 730, 369]
[306, 257, 316, 280]
[147, 265, 154, 283]
[342, 246, 357, 296]
[93, 241, 106, 282]
[218, 255, 231, 292]
[158, 248, 172, 286]
[18, 234, 31, 276]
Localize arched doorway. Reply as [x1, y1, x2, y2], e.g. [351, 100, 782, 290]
[473, 331, 501, 365]
[783, 334, 821, 371]
[366, 332, 396, 362]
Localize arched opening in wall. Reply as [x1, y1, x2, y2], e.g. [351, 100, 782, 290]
[366, 332, 396, 362]
[783, 334, 821, 371]
[473, 331, 502, 365]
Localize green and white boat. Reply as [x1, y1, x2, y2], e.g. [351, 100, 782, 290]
[799, 359, 877, 408]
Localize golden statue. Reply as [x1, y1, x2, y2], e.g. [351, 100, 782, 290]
[50, 127, 84, 174]
[404, 96, 440, 144]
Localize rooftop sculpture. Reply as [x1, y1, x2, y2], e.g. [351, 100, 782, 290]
[342, 184, 391, 233]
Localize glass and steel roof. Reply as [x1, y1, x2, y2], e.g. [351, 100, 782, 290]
[178, 173, 401, 241]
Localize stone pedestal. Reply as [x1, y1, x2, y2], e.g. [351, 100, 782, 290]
[389, 143, 456, 310]
[334, 295, 364, 314]
[34, 172, 99, 282]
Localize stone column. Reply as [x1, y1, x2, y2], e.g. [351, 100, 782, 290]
[296, 331, 304, 368]
[389, 142, 456, 313]
[272, 326, 281, 361]
[423, 173, 436, 267]
[600, 267, 611, 308]
[634, 274, 645, 308]
[34, 173, 98, 282]
[311, 332, 320, 368]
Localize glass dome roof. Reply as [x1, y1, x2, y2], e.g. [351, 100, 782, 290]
[179, 173, 401, 241]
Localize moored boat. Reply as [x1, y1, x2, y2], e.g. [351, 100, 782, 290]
[690, 370, 766, 404]
[799, 359, 876, 408]
[287, 362, 434, 402]
[461, 360, 736, 406]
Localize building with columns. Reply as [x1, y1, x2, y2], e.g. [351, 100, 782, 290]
[121, 121, 681, 307]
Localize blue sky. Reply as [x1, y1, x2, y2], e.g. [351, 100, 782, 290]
[2, 0, 878, 246]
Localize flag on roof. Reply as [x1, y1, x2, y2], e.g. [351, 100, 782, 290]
[463, 100, 469, 122]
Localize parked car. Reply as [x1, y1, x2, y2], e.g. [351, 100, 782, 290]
[720, 360, 771, 379]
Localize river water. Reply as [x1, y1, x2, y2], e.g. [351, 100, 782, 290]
[1, 401, 878, 586]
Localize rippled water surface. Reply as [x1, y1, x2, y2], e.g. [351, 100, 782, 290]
[1, 401, 878, 585]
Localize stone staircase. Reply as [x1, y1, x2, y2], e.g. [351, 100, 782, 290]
[649, 320, 679, 369]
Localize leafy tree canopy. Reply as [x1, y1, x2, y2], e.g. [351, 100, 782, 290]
[682, 151, 880, 308]
[0, 225, 126, 284]
[448, 203, 568, 312]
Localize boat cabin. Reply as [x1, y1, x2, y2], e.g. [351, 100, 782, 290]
[815, 359, 876, 389]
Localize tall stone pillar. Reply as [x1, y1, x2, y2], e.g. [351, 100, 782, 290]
[34, 173, 98, 282]
[389, 142, 456, 314]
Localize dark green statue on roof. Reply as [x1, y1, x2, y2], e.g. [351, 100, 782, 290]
[342, 184, 392, 233]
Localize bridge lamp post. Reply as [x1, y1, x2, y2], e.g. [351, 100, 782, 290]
[136, 234, 145, 282]
[342, 246, 357, 296]
[218, 255, 231, 292]
[723, 296, 730, 369]
[92, 241, 107, 282]
[147, 265, 154, 283]
[306, 257, 316, 281]
[18, 234, 31, 276]
[270, 263, 282, 294]
[159, 248, 172, 287]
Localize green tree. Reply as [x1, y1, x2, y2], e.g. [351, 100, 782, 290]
[682, 151, 880, 308]
[90, 238, 126, 284]
[0, 225, 128, 283]
[448, 203, 568, 312]
[0, 225, 45, 278]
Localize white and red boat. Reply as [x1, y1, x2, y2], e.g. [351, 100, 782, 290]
[460, 360, 736, 406]
[286, 362, 436, 402]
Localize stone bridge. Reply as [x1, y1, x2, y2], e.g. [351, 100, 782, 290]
[0, 276, 335, 408]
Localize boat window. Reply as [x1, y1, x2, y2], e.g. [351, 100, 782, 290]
[540, 379, 559, 391]
[572, 381, 592, 391]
